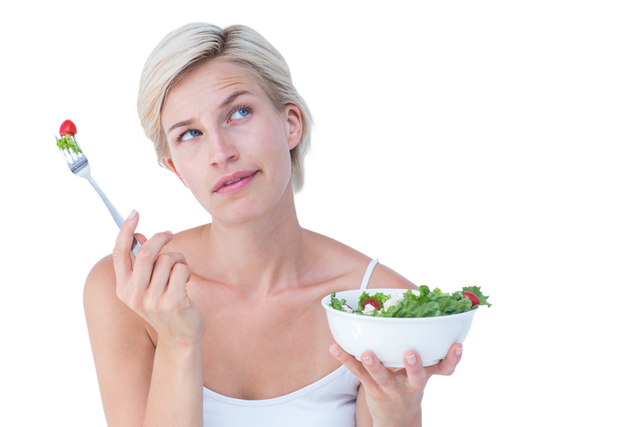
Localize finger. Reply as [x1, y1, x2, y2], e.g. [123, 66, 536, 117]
[113, 209, 140, 284]
[163, 262, 192, 304]
[425, 344, 463, 378]
[329, 344, 377, 390]
[403, 351, 428, 389]
[359, 351, 396, 389]
[145, 252, 188, 302]
[129, 230, 174, 294]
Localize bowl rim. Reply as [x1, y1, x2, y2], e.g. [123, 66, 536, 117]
[321, 288, 479, 321]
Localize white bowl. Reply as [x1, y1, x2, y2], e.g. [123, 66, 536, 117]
[322, 289, 478, 367]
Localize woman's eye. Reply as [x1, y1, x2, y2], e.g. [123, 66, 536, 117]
[180, 129, 202, 141]
[230, 108, 250, 121]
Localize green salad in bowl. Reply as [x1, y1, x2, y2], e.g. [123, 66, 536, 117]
[322, 286, 492, 367]
[329, 285, 491, 318]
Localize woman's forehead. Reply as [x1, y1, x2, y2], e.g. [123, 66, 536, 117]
[162, 61, 264, 124]
[169, 60, 258, 103]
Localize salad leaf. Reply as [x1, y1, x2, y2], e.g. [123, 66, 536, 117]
[331, 285, 492, 318]
[57, 134, 82, 154]
[462, 286, 492, 307]
[330, 292, 347, 311]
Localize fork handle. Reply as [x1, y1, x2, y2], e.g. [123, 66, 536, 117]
[86, 175, 141, 257]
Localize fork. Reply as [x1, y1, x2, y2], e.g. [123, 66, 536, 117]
[57, 135, 141, 256]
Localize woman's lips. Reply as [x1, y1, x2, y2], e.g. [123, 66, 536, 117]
[216, 171, 258, 194]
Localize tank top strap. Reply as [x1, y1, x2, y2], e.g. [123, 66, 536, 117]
[359, 258, 379, 290]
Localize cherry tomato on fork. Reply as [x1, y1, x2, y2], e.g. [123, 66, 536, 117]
[59, 119, 77, 136]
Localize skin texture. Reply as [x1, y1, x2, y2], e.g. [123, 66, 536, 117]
[161, 60, 310, 304]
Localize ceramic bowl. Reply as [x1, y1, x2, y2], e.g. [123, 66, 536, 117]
[322, 289, 477, 367]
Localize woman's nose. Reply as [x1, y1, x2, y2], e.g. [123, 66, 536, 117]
[206, 129, 239, 164]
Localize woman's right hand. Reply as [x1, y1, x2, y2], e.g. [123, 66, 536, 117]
[112, 210, 205, 346]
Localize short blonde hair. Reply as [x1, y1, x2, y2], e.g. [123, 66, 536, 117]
[137, 23, 312, 193]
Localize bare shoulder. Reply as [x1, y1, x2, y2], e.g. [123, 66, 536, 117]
[84, 253, 159, 346]
[84, 253, 155, 356]
[84, 255, 120, 313]
[306, 230, 416, 291]
[84, 255, 145, 330]
[367, 262, 417, 290]
[158, 224, 208, 262]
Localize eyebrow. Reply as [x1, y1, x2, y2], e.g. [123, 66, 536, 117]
[166, 90, 252, 135]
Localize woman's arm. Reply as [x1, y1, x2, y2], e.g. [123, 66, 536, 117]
[85, 255, 204, 427]
[144, 339, 203, 426]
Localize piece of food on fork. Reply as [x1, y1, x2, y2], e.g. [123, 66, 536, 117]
[56, 119, 141, 256]
[56, 120, 82, 153]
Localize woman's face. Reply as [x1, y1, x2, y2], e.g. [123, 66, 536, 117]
[161, 60, 302, 226]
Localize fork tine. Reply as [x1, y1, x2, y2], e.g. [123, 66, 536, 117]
[73, 136, 89, 157]
[55, 147, 69, 172]
[67, 150, 75, 162]
[69, 136, 89, 161]
[51, 132, 69, 167]
[58, 133, 91, 180]
[68, 148, 77, 160]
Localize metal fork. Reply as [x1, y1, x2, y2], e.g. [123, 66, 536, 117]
[57, 135, 141, 256]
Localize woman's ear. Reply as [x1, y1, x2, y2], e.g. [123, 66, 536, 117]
[164, 157, 189, 192]
[285, 104, 302, 150]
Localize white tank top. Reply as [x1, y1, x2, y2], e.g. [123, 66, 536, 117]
[202, 258, 379, 427]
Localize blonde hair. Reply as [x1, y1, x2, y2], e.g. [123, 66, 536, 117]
[137, 23, 312, 193]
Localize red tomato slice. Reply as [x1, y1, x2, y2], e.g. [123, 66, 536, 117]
[59, 120, 77, 136]
[463, 291, 480, 307]
[363, 298, 381, 311]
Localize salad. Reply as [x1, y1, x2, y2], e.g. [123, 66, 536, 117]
[56, 119, 82, 153]
[330, 285, 491, 318]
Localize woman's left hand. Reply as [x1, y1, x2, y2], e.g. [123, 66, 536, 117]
[329, 343, 463, 427]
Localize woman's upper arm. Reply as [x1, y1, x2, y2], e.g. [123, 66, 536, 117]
[84, 255, 156, 427]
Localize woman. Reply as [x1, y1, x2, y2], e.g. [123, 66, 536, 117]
[84, 23, 463, 427]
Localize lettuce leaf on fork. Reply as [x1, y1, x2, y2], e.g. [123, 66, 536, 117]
[56, 134, 82, 154]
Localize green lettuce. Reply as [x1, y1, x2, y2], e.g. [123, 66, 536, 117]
[331, 285, 491, 318]
[57, 134, 82, 154]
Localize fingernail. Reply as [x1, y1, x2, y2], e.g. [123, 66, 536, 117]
[165, 230, 173, 237]
[362, 355, 373, 366]
[406, 353, 417, 365]
[125, 206, 140, 219]
[330, 348, 340, 356]
[455, 347, 463, 356]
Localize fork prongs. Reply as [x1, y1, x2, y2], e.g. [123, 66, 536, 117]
[52, 132, 89, 173]
[52, 132, 69, 172]
[73, 136, 89, 157]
